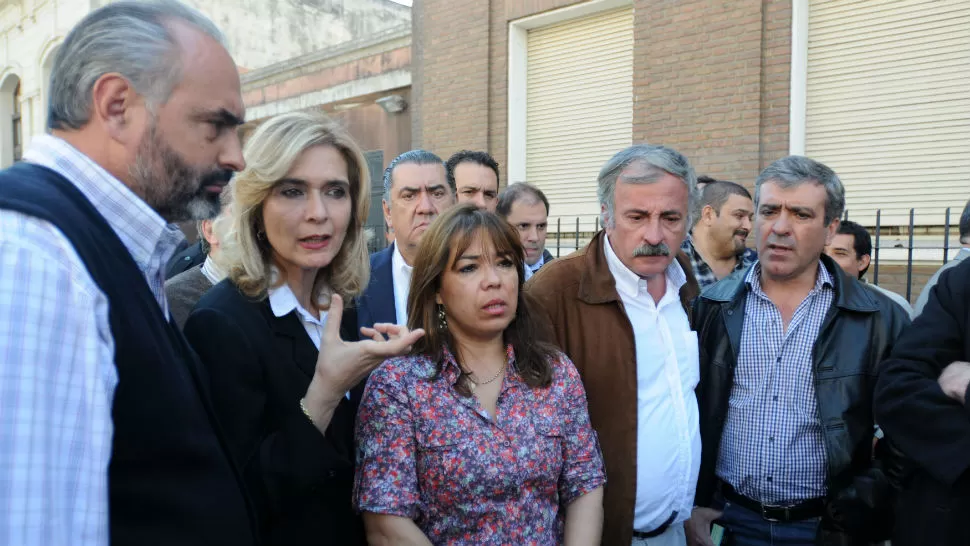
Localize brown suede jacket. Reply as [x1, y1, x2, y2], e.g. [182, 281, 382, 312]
[524, 230, 700, 546]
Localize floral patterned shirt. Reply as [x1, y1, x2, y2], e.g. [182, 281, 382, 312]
[354, 345, 606, 545]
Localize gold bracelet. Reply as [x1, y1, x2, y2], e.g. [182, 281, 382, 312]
[299, 397, 315, 426]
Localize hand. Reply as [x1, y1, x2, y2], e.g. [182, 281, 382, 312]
[685, 507, 723, 546]
[304, 294, 425, 425]
[938, 361, 970, 404]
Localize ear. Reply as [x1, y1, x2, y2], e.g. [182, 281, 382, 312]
[824, 219, 840, 246]
[702, 204, 717, 224]
[382, 198, 392, 227]
[91, 73, 146, 146]
[201, 219, 217, 246]
[859, 253, 871, 276]
[600, 203, 612, 232]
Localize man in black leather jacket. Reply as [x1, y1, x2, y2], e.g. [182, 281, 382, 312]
[685, 156, 910, 546]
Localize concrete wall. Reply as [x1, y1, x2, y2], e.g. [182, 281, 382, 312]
[181, 0, 410, 71]
[0, 0, 410, 165]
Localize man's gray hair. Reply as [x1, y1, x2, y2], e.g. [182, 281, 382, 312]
[382, 149, 446, 203]
[755, 155, 845, 225]
[48, 0, 225, 130]
[597, 144, 697, 228]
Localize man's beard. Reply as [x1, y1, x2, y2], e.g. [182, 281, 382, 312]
[730, 230, 749, 257]
[130, 122, 233, 223]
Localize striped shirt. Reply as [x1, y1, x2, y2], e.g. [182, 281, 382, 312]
[716, 261, 834, 504]
[0, 135, 183, 546]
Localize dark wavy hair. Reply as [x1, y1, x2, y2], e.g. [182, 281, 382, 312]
[407, 204, 556, 393]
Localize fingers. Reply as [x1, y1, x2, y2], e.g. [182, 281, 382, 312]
[359, 327, 386, 343]
[365, 328, 426, 358]
[323, 294, 344, 342]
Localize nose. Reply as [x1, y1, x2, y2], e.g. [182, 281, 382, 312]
[772, 211, 792, 235]
[642, 217, 664, 246]
[524, 226, 538, 244]
[219, 130, 246, 172]
[416, 189, 435, 214]
[741, 215, 753, 233]
[471, 194, 486, 210]
[482, 262, 502, 288]
[305, 191, 328, 223]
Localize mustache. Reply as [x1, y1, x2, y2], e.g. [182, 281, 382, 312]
[766, 235, 795, 247]
[200, 169, 234, 187]
[633, 243, 671, 257]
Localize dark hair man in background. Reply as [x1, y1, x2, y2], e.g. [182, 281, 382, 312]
[446, 150, 500, 212]
[681, 181, 756, 288]
[825, 219, 912, 316]
[497, 182, 553, 281]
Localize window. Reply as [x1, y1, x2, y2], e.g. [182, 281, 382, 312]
[12, 81, 21, 162]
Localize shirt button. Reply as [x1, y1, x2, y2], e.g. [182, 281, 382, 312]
[772, 395, 779, 401]
[768, 436, 774, 443]
[504, 441, 511, 447]
[767, 476, 773, 482]
[727, 310, 734, 316]
[776, 357, 782, 363]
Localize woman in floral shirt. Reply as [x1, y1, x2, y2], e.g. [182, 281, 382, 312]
[354, 204, 606, 545]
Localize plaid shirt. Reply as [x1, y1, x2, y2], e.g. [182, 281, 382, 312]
[681, 235, 757, 289]
[716, 261, 834, 504]
[0, 135, 183, 546]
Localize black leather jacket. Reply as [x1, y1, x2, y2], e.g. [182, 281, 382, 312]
[692, 255, 910, 544]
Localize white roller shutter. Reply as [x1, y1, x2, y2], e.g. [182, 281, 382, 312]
[526, 7, 633, 232]
[805, 0, 970, 227]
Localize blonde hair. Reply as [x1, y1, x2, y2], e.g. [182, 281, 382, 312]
[222, 111, 371, 306]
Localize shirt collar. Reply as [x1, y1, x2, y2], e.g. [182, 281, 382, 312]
[528, 252, 545, 272]
[200, 255, 227, 285]
[392, 241, 414, 276]
[268, 281, 327, 326]
[603, 234, 687, 300]
[745, 259, 834, 298]
[24, 134, 185, 275]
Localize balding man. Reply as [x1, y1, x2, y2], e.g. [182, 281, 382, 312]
[0, 2, 418, 544]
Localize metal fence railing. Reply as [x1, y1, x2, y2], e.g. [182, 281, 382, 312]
[366, 207, 964, 303]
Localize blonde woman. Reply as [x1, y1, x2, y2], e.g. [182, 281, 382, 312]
[184, 111, 423, 546]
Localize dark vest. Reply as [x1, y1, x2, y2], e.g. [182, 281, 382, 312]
[0, 163, 257, 545]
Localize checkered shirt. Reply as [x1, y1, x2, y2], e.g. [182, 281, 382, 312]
[681, 235, 757, 289]
[715, 261, 834, 505]
[0, 135, 183, 546]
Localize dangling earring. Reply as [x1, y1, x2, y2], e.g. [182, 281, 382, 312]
[437, 305, 448, 330]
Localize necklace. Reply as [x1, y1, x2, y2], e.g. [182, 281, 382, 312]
[466, 362, 507, 392]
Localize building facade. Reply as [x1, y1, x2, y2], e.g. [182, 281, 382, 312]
[0, 0, 411, 167]
[413, 0, 970, 235]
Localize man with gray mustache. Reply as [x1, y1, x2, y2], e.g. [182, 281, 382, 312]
[525, 144, 701, 545]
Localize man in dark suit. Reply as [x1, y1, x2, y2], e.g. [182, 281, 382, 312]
[496, 182, 553, 282]
[166, 203, 230, 328]
[358, 150, 454, 330]
[875, 258, 970, 546]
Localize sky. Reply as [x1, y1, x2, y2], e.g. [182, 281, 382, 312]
[388, 0, 412, 5]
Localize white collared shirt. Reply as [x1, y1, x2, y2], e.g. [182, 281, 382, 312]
[603, 237, 701, 531]
[200, 255, 227, 286]
[523, 252, 546, 282]
[268, 283, 328, 349]
[391, 243, 413, 326]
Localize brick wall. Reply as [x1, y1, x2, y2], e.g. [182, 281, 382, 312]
[411, 0, 494, 156]
[414, 0, 793, 189]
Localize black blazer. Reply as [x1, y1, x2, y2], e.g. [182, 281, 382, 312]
[184, 279, 365, 546]
[356, 244, 398, 331]
[875, 258, 970, 546]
